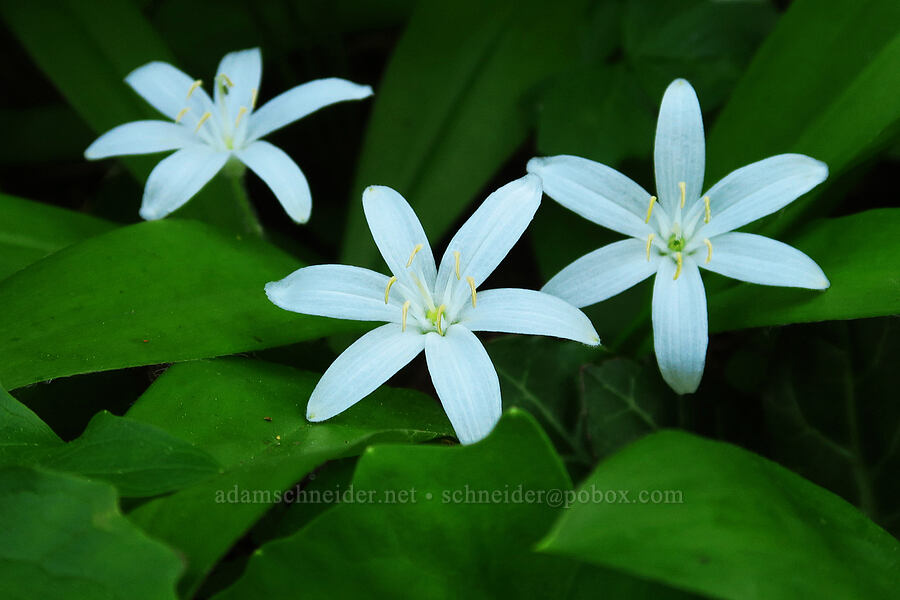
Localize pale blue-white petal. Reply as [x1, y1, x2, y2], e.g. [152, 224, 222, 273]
[542, 238, 661, 308]
[265, 264, 405, 323]
[247, 78, 373, 141]
[236, 140, 311, 223]
[85, 120, 194, 159]
[126, 61, 212, 121]
[459, 288, 600, 346]
[139, 146, 228, 220]
[527, 155, 655, 238]
[654, 79, 705, 214]
[362, 185, 436, 287]
[215, 47, 262, 122]
[652, 255, 707, 395]
[693, 154, 828, 238]
[435, 174, 542, 302]
[699, 232, 829, 289]
[306, 323, 425, 421]
[425, 326, 501, 445]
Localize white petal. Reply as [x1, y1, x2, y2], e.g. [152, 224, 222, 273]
[654, 79, 705, 214]
[307, 323, 425, 421]
[542, 239, 660, 308]
[85, 120, 194, 159]
[215, 47, 262, 122]
[692, 154, 828, 238]
[265, 264, 404, 323]
[126, 61, 212, 120]
[459, 288, 600, 345]
[699, 232, 829, 289]
[139, 146, 228, 220]
[435, 174, 542, 300]
[236, 141, 311, 223]
[526, 155, 654, 238]
[652, 255, 707, 395]
[247, 78, 373, 141]
[362, 185, 436, 288]
[425, 326, 501, 445]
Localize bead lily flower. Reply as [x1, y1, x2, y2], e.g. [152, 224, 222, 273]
[528, 78, 829, 395]
[85, 48, 372, 223]
[266, 175, 600, 444]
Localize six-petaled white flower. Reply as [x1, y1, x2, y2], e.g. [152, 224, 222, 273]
[265, 175, 600, 444]
[85, 47, 372, 223]
[528, 78, 829, 395]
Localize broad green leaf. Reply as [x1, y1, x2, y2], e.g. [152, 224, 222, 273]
[0, 193, 115, 281]
[0, 220, 358, 390]
[341, 0, 590, 270]
[215, 410, 692, 600]
[0, 467, 182, 599]
[706, 0, 900, 235]
[0, 106, 93, 163]
[709, 209, 900, 331]
[0, 384, 62, 464]
[541, 430, 900, 600]
[125, 358, 452, 596]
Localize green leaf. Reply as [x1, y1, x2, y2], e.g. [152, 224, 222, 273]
[341, 0, 590, 270]
[0, 193, 115, 281]
[0, 467, 182, 599]
[0, 384, 62, 464]
[706, 0, 900, 234]
[0, 220, 358, 390]
[541, 430, 900, 600]
[125, 357, 452, 596]
[709, 209, 900, 331]
[214, 410, 691, 599]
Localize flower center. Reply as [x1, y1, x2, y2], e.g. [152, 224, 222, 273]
[667, 233, 686, 252]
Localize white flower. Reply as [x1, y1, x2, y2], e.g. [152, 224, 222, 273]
[266, 175, 600, 444]
[85, 48, 372, 223]
[528, 78, 829, 395]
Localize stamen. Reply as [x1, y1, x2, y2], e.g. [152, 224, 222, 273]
[175, 107, 190, 123]
[434, 304, 447, 335]
[646, 233, 655, 261]
[703, 196, 711, 224]
[186, 79, 203, 99]
[673, 252, 683, 280]
[235, 106, 248, 127]
[703, 239, 713, 264]
[194, 111, 211, 132]
[384, 275, 397, 304]
[406, 244, 423, 267]
[218, 73, 234, 88]
[466, 276, 477, 308]
[250, 88, 259, 110]
[401, 300, 410, 332]
[644, 196, 657, 224]
[679, 181, 686, 209]
[453, 251, 461, 280]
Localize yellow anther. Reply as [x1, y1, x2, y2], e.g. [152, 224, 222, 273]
[250, 88, 259, 110]
[466, 276, 477, 308]
[644, 196, 657, 224]
[453, 251, 461, 280]
[218, 73, 234, 88]
[175, 107, 190, 123]
[703, 239, 713, 264]
[406, 244, 424, 268]
[186, 79, 203, 99]
[646, 233, 655, 261]
[673, 252, 683, 280]
[434, 304, 447, 335]
[194, 111, 211, 132]
[384, 275, 397, 304]
[401, 300, 410, 332]
[679, 181, 686, 208]
[235, 106, 248, 127]
[703, 195, 711, 224]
